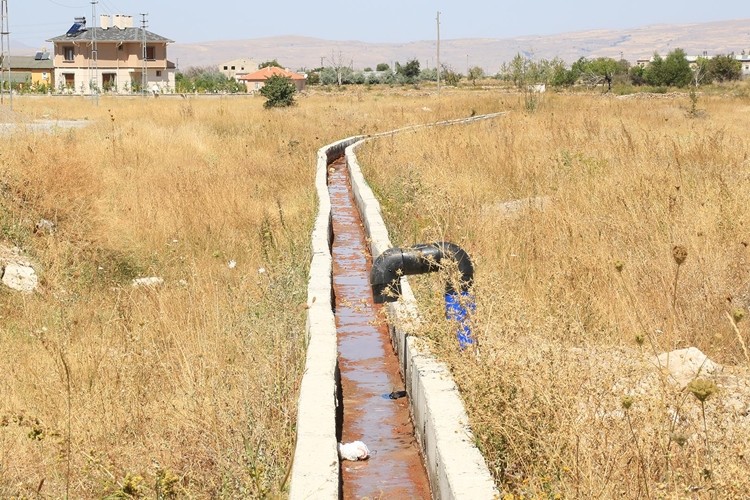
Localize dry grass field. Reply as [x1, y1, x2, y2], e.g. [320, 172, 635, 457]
[359, 87, 750, 498]
[0, 91, 500, 498]
[4, 85, 749, 499]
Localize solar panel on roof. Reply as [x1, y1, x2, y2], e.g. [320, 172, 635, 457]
[66, 23, 84, 37]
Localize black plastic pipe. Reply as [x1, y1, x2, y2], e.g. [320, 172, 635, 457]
[370, 242, 474, 304]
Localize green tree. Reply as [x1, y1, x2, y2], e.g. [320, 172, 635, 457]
[298, 67, 321, 86]
[709, 54, 742, 82]
[644, 49, 692, 87]
[662, 48, 692, 87]
[376, 63, 390, 71]
[175, 66, 245, 93]
[693, 57, 713, 86]
[318, 68, 338, 85]
[644, 53, 665, 86]
[507, 53, 532, 88]
[549, 57, 577, 87]
[260, 75, 296, 108]
[467, 66, 485, 85]
[497, 54, 547, 111]
[584, 57, 623, 91]
[629, 65, 646, 85]
[441, 65, 461, 86]
[420, 67, 437, 82]
[259, 59, 283, 69]
[395, 59, 421, 82]
[503, 54, 564, 88]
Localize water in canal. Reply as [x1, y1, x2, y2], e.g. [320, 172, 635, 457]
[328, 156, 431, 499]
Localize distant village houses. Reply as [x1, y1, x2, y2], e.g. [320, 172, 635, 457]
[238, 66, 307, 92]
[46, 14, 175, 94]
[7, 51, 54, 89]
[219, 58, 258, 80]
[637, 51, 750, 79]
[738, 51, 750, 78]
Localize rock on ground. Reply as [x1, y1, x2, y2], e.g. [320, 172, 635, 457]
[651, 347, 722, 387]
[1, 262, 39, 293]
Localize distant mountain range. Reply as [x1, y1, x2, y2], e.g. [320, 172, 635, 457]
[167, 19, 750, 73]
[13, 19, 750, 74]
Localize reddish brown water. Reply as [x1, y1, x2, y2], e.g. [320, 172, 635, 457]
[329, 156, 431, 499]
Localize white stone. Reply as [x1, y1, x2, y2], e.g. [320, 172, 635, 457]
[484, 196, 552, 219]
[131, 277, 164, 288]
[652, 347, 722, 387]
[35, 219, 56, 234]
[1, 263, 39, 293]
[0, 245, 31, 266]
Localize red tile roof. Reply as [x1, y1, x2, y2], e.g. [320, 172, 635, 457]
[238, 66, 306, 81]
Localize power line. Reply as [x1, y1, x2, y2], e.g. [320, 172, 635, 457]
[99, 0, 124, 16]
[45, 0, 87, 8]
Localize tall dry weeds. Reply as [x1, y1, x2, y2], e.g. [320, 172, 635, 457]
[0, 90, 503, 498]
[361, 89, 750, 497]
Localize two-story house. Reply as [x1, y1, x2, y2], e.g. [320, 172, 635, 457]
[47, 15, 175, 94]
[219, 58, 258, 80]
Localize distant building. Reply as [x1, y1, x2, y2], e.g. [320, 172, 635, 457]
[738, 51, 750, 79]
[46, 14, 175, 94]
[238, 66, 307, 92]
[635, 58, 651, 68]
[219, 58, 258, 80]
[639, 51, 750, 79]
[8, 51, 54, 89]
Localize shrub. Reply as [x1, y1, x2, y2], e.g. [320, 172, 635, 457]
[260, 75, 296, 108]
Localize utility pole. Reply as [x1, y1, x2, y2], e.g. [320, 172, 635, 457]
[436, 11, 441, 96]
[140, 13, 148, 96]
[1, 0, 11, 108]
[90, 1, 98, 101]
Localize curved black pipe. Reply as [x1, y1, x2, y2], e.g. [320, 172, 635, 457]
[370, 242, 474, 303]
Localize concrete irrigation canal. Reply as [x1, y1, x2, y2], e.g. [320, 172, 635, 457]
[290, 114, 504, 499]
[329, 156, 431, 498]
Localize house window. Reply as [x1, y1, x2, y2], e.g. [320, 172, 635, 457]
[156, 70, 162, 77]
[224, 66, 228, 70]
[63, 73, 75, 88]
[145, 46, 155, 61]
[102, 73, 116, 91]
[42, 72, 49, 80]
[231, 66, 236, 70]
[241, 67, 244, 70]
[64, 46, 75, 62]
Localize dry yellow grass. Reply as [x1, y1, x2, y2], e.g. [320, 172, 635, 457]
[0, 90, 501, 498]
[360, 88, 750, 497]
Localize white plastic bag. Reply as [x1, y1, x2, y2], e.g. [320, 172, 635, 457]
[338, 441, 370, 461]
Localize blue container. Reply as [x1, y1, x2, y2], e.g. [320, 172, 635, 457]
[445, 291, 476, 349]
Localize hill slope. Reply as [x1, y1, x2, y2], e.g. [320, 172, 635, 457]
[169, 18, 750, 72]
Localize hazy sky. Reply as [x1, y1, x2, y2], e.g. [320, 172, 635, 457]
[9, 0, 749, 49]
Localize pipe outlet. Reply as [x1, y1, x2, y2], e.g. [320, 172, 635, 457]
[370, 242, 474, 304]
